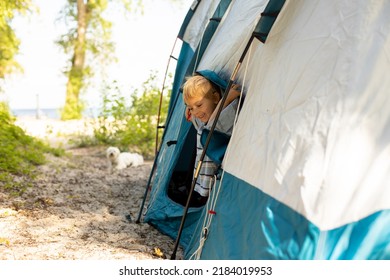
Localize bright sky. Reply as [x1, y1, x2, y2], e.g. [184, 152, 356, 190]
[4, 0, 192, 109]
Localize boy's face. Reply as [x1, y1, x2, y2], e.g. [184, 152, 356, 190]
[186, 95, 219, 123]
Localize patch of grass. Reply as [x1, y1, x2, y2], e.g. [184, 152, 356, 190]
[0, 102, 64, 195]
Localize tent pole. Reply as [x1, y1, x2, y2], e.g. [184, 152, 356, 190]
[155, 38, 179, 156]
[136, 39, 180, 224]
[170, 78, 237, 260]
[135, 83, 184, 223]
[170, 36, 255, 259]
[135, 156, 157, 223]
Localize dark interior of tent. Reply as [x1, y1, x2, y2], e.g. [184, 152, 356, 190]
[167, 125, 197, 206]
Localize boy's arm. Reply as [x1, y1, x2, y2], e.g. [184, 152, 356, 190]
[210, 84, 241, 122]
[223, 84, 240, 108]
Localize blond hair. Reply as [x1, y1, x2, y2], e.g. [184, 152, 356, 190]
[183, 75, 219, 104]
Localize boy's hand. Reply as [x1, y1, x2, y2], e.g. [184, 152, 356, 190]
[185, 107, 192, 121]
[222, 84, 241, 109]
[229, 84, 241, 100]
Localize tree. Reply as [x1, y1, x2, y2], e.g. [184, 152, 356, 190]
[0, 0, 32, 79]
[57, 0, 142, 120]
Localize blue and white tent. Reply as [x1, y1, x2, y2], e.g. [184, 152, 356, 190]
[142, 0, 390, 259]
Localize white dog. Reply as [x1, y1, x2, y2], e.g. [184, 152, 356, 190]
[106, 147, 144, 171]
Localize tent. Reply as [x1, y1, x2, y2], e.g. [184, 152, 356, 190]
[141, 0, 390, 259]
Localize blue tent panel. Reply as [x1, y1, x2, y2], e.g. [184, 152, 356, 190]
[185, 172, 390, 259]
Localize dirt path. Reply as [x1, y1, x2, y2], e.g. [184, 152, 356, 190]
[0, 146, 183, 260]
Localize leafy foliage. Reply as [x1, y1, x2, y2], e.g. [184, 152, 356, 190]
[121, 74, 170, 157]
[0, 0, 32, 78]
[74, 72, 171, 159]
[0, 102, 63, 195]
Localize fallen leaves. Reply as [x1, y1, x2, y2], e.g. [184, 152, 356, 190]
[0, 237, 10, 247]
[153, 247, 166, 259]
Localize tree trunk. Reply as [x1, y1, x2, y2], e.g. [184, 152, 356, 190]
[61, 0, 88, 120]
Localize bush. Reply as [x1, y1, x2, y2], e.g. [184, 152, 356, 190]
[0, 102, 63, 194]
[78, 73, 171, 159]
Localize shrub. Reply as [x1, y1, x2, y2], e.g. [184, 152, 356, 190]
[0, 102, 63, 195]
[77, 72, 171, 159]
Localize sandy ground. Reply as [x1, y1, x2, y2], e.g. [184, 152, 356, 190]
[0, 118, 183, 260]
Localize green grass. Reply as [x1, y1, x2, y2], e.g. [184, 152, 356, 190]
[0, 102, 64, 195]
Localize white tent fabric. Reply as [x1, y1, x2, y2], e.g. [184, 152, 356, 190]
[222, 0, 390, 230]
[197, 0, 269, 80]
[183, 0, 221, 50]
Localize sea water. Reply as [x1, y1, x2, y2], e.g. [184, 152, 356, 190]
[11, 108, 99, 120]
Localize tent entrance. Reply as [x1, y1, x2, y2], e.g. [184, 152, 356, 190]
[167, 126, 197, 206]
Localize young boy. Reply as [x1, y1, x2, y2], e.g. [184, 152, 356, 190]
[183, 75, 240, 207]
